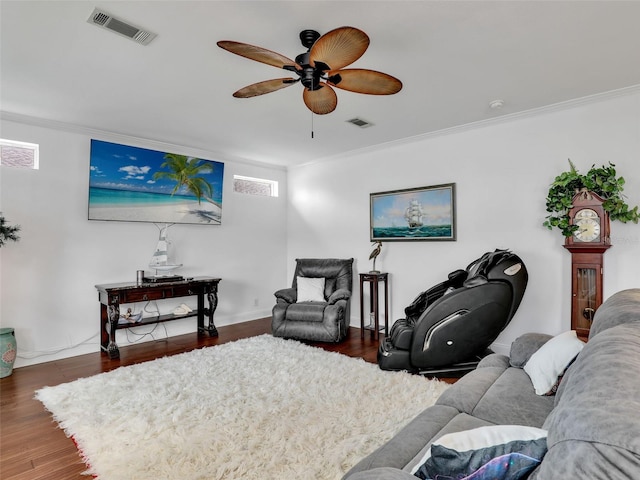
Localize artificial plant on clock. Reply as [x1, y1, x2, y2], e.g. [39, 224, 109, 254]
[543, 159, 639, 237]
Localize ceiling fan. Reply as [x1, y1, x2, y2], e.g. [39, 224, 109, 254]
[217, 26, 403, 115]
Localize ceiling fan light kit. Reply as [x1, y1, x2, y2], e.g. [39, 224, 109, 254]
[217, 26, 402, 115]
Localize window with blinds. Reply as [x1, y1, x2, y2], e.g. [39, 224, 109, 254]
[0, 139, 39, 169]
[233, 175, 278, 197]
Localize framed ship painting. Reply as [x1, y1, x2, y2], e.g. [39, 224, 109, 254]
[88, 140, 224, 225]
[370, 183, 456, 241]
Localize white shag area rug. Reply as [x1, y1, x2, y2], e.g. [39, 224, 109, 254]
[36, 335, 449, 480]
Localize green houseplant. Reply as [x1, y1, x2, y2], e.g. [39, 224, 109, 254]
[543, 160, 639, 237]
[0, 213, 21, 247]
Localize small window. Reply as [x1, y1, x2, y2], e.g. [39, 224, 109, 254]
[233, 175, 278, 197]
[0, 139, 39, 169]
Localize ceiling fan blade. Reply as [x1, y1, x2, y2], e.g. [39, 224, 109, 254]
[326, 69, 403, 95]
[217, 40, 299, 70]
[303, 83, 338, 115]
[233, 78, 299, 98]
[309, 27, 369, 71]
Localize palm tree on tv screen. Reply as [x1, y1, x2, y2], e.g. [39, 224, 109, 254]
[153, 153, 217, 205]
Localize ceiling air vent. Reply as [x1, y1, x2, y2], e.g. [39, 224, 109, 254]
[87, 8, 157, 45]
[347, 118, 374, 128]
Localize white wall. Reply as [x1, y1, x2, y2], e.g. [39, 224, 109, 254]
[287, 90, 640, 354]
[2, 90, 639, 368]
[0, 118, 288, 367]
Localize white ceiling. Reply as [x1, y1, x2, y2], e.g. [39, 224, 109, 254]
[2, 1, 640, 168]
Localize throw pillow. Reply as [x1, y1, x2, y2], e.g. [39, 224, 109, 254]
[412, 425, 548, 480]
[296, 276, 326, 302]
[523, 330, 584, 395]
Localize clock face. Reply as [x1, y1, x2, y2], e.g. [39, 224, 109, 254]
[573, 209, 601, 242]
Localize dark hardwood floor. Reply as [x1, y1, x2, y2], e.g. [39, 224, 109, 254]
[0, 318, 450, 479]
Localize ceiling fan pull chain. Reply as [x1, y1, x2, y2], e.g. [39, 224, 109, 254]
[311, 111, 314, 139]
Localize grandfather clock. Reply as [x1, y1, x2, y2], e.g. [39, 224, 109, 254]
[563, 190, 611, 341]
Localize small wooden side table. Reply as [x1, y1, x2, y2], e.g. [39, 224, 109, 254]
[359, 272, 389, 341]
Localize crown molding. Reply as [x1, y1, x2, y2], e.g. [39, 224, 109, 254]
[3, 83, 638, 172]
[294, 84, 640, 169]
[0, 111, 287, 172]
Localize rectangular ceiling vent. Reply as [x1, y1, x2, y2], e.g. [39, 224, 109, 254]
[347, 118, 374, 128]
[87, 8, 157, 45]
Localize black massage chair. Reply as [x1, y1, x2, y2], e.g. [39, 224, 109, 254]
[378, 249, 528, 375]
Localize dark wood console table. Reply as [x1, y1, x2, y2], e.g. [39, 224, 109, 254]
[359, 272, 389, 341]
[96, 277, 221, 359]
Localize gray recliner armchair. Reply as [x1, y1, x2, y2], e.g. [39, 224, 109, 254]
[272, 258, 354, 342]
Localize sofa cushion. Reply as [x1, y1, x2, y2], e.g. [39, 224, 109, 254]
[529, 441, 640, 480]
[509, 332, 553, 368]
[436, 358, 554, 427]
[523, 330, 584, 395]
[436, 363, 508, 414]
[346, 467, 416, 480]
[539, 323, 640, 478]
[283, 303, 326, 322]
[588, 288, 640, 339]
[477, 353, 510, 369]
[472, 367, 555, 427]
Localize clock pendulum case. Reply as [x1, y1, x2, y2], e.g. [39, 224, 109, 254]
[563, 189, 611, 341]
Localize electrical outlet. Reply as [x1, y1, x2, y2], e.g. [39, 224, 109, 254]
[253, 298, 259, 307]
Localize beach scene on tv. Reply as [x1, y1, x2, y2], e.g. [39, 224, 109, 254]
[371, 186, 454, 240]
[89, 140, 224, 225]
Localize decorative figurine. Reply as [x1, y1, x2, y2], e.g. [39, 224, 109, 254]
[369, 241, 383, 273]
[119, 308, 142, 324]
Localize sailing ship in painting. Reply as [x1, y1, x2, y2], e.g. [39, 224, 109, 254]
[404, 199, 424, 228]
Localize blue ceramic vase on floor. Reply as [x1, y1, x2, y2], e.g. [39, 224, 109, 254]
[0, 328, 17, 378]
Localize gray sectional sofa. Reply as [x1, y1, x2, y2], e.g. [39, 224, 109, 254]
[343, 288, 640, 480]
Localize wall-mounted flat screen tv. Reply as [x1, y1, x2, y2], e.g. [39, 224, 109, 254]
[89, 140, 224, 225]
